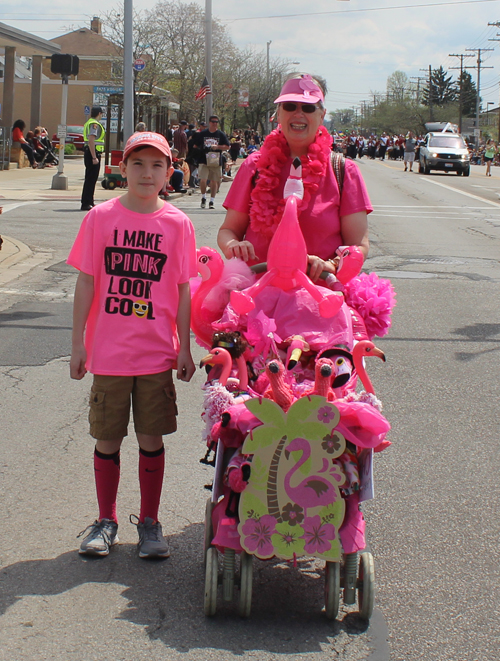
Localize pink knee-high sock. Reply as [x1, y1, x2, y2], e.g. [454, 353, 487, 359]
[94, 448, 120, 523]
[139, 446, 165, 522]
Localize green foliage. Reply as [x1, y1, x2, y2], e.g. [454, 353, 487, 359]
[64, 143, 76, 155]
[422, 66, 457, 108]
[457, 70, 478, 117]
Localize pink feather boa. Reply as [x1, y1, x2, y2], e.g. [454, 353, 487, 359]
[344, 272, 396, 339]
[249, 125, 333, 238]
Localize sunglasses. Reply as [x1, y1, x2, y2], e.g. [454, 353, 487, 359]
[281, 102, 320, 114]
[210, 119, 219, 123]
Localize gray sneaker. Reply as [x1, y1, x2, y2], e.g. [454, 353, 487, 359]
[77, 519, 119, 556]
[130, 515, 170, 558]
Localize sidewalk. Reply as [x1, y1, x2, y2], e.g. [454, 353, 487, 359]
[0, 157, 121, 202]
[0, 157, 188, 280]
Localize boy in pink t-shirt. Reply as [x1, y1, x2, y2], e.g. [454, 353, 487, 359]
[68, 132, 197, 558]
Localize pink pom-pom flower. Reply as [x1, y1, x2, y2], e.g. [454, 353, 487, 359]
[344, 272, 396, 339]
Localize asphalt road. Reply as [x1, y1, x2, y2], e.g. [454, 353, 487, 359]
[0, 161, 499, 660]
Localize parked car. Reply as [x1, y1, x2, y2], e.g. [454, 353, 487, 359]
[419, 131, 470, 176]
[51, 125, 85, 151]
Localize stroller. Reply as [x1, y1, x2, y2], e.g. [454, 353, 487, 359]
[193, 180, 395, 621]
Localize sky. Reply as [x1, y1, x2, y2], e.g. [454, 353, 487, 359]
[3, 0, 500, 112]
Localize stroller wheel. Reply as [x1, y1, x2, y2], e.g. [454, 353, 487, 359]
[238, 551, 253, 618]
[203, 498, 214, 564]
[357, 552, 375, 621]
[324, 561, 340, 620]
[204, 547, 218, 616]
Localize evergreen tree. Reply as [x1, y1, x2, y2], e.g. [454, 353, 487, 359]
[457, 70, 478, 116]
[422, 66, 457, 107]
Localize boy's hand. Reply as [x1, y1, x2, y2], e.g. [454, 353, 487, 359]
[176, 349, 195, 382]
[70, 345, 87, 380]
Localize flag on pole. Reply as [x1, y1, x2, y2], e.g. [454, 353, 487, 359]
[195, 77, 211, 101]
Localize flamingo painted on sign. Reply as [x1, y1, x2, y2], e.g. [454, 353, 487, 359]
[283, 436, 339, 512]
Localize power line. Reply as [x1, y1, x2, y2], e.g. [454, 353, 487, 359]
[222, 0, 500, 23]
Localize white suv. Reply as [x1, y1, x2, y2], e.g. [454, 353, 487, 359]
[419, 132, 470, 176]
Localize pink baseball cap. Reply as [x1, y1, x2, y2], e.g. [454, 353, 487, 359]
[123, 131, 172, 162]
[274, 74, 324, 105]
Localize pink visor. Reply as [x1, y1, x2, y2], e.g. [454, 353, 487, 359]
[123, 131, 172, 162]
[274, 74, 324, 105]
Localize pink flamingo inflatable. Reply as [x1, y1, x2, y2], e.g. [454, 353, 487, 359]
[230, 160, 344, 319]
[284, 437, 339, 511]
[191, 247, 225, 348]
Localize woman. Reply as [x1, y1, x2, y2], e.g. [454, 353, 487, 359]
[484, 139, 497, 177]
[218, 73, 371, 283]
[12, 119, 38, 168]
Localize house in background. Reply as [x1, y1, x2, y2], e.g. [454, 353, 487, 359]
[1, 18, 176, 150]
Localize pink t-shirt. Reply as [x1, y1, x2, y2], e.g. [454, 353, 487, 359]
[68, 197, 197, 376]
[223, 153, 373, 264]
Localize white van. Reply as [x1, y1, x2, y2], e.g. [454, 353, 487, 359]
[418, 128, 470, 177]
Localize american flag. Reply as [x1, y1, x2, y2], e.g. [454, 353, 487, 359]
[195, 77, 211, 101]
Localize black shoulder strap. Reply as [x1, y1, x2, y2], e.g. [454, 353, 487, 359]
[330, 151, 345, 197]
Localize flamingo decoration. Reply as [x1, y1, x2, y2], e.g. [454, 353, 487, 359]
[191, 247, 224, 349]
[230, 160, 344, 319]
[199, 347, 248, 392]
[304, 357, 336, 401]
[283, 437, 340, 511]
[264, 359, 295, 412]
[352, 340, 386, 395]
[352, 340, 391, 452]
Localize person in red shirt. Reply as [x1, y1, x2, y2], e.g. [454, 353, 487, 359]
[12, 119, 37, 168]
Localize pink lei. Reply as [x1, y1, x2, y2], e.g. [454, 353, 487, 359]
[249, 126, 333, 239]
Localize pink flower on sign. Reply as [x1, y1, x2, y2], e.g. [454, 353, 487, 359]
[318, 406, 335, 424]
[242, 515, 277, 556]
[302, 515, 336, 554]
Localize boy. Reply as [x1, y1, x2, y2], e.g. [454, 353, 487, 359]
[68, 131, 197, 558]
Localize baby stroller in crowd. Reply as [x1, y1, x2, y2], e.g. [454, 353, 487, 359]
[191, 166, 396, 621]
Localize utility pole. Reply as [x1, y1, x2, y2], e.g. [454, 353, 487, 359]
[465, 48, 493, 147]
[266, 40, 272, 136]
[410, 76, 426, 105]
[449, 53, 474, 134]
[420, 66, 433, 120]
[123, 0, 134, 143]
[205, 0, 213, 120]
[488, 24, 500, 140]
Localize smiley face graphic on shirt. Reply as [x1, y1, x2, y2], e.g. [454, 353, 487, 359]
[133, 299, 149, 318]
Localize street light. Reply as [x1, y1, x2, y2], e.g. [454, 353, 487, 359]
[266, 40, 272, 136]
[487, 101, 494, 125]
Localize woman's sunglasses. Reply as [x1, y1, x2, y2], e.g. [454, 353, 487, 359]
[281, 102, 320, 114]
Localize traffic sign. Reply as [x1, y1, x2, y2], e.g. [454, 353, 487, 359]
[84, 105, 90, 115]
[133, 59, 146, 71]
[57, 124, 67, 139]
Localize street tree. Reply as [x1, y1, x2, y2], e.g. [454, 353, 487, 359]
[422, 66, 457, 107]
[457, 70, 478, 117]
[386, 70, 410, 103]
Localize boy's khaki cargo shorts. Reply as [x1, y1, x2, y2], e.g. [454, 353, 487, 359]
[88, 370, 177, 440]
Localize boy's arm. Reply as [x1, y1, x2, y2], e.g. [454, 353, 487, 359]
[176, 281, 195, 382]
[70, 271, 94, 380]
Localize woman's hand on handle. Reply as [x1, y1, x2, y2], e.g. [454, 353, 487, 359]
[307, 254, 336, 282]
[225, 239, 257, 262]
[218, 208, 256, 261]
